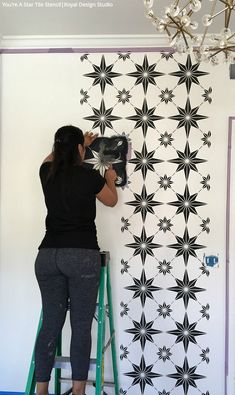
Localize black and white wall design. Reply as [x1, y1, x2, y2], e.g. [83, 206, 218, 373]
[79, 51, 219, 395]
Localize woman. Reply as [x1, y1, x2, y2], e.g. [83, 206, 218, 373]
[34, 125, 117, 395]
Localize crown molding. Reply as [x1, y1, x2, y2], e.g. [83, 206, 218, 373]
[0, 34, 170, 49]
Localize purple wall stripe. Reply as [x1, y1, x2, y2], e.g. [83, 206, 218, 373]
[0, 47, 173, 54]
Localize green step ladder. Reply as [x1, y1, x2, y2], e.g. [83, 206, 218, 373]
[25, 251, 119, 395]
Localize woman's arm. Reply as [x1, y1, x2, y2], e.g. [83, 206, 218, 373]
[96, 167, 118, 207]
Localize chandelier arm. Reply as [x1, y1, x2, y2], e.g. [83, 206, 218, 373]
[228, 32, 235, 41]
[200, 0, 218, 47]
[166, 13, 194, 39]
[225, 7, 232, 28]
[218, 0, 232, 6]
[178, 0, 193, 15]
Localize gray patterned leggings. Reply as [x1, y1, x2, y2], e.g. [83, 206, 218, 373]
[34, 248, 101, 382]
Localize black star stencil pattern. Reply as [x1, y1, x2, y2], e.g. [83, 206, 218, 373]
[125, 185, 162, 222]
[127, 55, 164, 94]
[84, 55, 121, 94]
[168, 227, 205, 265]
[126, 98, 164, 137]
[128, 142, 163, 179]
[124, 311, 161, 350]
[125, 227, 162, 265]
[168, 184, 206, 222]
[167, 357, 205, 395]
[125, 269, 161, 307]
[170, 55, 208, 93]
[169, 98, 208, 137]
[84, 99, 121, 135]
[168, 313, 205, 352]
[168, 270, 205, 308]
[124, 354, 162, 394]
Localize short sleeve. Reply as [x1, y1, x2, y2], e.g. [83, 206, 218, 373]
[91, 170, 106, 194]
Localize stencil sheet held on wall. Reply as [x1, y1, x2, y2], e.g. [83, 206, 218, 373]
[79, 51, 223, 395]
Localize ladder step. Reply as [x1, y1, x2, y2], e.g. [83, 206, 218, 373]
[54, 356, 97, 371]
[60, 377, 115, 387]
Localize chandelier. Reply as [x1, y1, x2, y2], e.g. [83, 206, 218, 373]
[143, 0, 235, 64]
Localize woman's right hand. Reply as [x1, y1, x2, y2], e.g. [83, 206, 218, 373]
[105, 165, 117, 183]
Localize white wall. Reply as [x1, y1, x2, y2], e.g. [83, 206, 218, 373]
[0, 48, 234, 395]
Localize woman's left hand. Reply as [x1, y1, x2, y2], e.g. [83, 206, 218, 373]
[84, 131, 98, 147]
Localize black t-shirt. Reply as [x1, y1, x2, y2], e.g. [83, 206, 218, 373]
[38, 162, 106, 250]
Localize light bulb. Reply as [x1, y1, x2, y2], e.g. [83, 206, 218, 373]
[202, 14, 213, 27]
[220, 27, 232, 39]
[181, 15, 191, 27]
[190, 21, 198, 30]
[143, 0, 154, 9]
[210, 55, 219, 65]
[192, 34, 202, 45]
[190, 0, 201, 12]
[219, 39, 227, 48]
[156, 19, 166, 32]
[146, 10, 154, 19]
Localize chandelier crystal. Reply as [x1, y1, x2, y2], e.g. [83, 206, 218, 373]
[143, 0, 235, 64]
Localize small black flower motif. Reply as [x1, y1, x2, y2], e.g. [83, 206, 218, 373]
[80, 89, 90, 105]
[117, 52, 131, 61]
[80, 53, 89, 62]
[157, 302, 172, 318]
[202, 391, 210, 395]
[201, 174, 211, 191]
[200, 264, 210, 276]
[161, 52, 174, 60]
[158, 131, 174, 148]
[158, 174, 173, 190]
[158, 390, 170, 395]
[158, 217, 173, 233]
[159, 88, 175, 104]
[200, 304, 210, 320]
[201, 131, 212, 147]
[157, 345, 172, 362]
[121, 217, 130, 232]
[200, 347, 210, 363]
[116, 88, 132, 104]
[120, 344, 129, 360]
[121, 259, 130, 274]
[120, 388, 127, 395]
[120, 301, 129, 317]
[124, 354, 162, 394]
[157, 260, 172, 275]
[200, 218, 210, 233]
[202, 87, 212, 104]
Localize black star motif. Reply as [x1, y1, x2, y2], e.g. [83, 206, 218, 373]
[157, 302, 172, 318]
[124, 311, 161, 350]
[158, 217, 173, 233]
[157, 260, 172, 276]
[157, 345, 172, 362]
[129, 142, 163, 179]
[125, 227, 162, 265]
[167, 313, 205, 352]
[159, 88, 175, 104]
[125, 269, 161, 307]
[169, 98, 208, 137]
[158, 174, 173, 190]
[168, 227, 205, 265]
[168, 270, 205, 308]
[124, 354, 161, 394]
[84, 55, 121, 94]
[170, 55, 208, 93]
[158, 131, 174, 148]
[127, 55, 164, 94]
[84, 99, 121, 135]
[126, 98, 164, 137]
[168, 184, 206, 223]
[167, 357, 206, 395]
[125, 184, 162, 222]
[168, 142, 206, 180]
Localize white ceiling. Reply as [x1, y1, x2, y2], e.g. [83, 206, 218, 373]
[0, 0, 233, 36]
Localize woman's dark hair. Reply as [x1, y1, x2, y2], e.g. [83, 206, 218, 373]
[48, 125, 85, 180]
